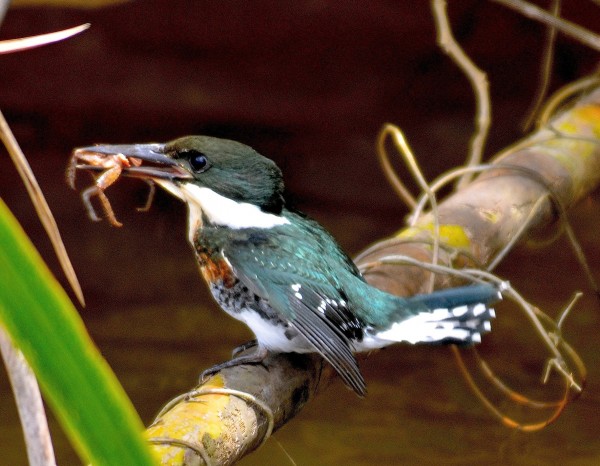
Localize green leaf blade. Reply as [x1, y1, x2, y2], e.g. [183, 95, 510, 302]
[0, 198, 156, 465]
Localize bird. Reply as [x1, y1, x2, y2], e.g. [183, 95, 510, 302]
[72, 135, 501, 396]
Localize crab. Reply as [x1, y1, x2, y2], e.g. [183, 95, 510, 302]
[66, 148, 155, 227]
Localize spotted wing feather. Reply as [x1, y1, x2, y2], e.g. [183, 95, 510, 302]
[285, 286, 366, 396]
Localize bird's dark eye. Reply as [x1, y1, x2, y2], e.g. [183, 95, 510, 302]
[185, 150, 209, 172]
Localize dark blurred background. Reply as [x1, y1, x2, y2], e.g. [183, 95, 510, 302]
[1, 1, 600, 464]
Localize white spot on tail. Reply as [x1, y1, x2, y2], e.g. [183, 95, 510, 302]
[356, 303, 494, 350]
[371, 308, 463, 344]
[472, 303, 487, 316]
[452, 305, 469, 317]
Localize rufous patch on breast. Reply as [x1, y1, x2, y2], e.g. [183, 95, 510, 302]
[197, 251, 237, 288]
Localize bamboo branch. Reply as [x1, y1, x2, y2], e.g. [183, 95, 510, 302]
[146, 85, 600, 465]
[146, 353, 328, 465]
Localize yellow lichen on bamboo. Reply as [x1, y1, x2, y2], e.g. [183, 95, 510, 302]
[146, 375, 232, 463]
[552, 104, 600, 142]
[540, 99, 600, 200]
[397, 224, 472, 250]
[571, 104, 600, 138]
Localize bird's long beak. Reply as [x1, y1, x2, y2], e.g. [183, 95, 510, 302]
[72, 143, 194, 181]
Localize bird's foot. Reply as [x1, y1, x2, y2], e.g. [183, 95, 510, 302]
[232, 339, 258, 357]
[200, 345, 268, 383]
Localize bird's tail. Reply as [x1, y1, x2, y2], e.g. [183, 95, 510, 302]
[374, 283, 502, 346]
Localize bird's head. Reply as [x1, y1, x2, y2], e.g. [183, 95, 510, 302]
[73, 135, 288, 229]
[162, 136, 285, 214]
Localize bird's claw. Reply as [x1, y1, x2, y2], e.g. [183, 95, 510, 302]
[199, 346, 269, 384]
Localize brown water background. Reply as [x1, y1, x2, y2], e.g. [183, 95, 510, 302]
[1, 2, 600, 464]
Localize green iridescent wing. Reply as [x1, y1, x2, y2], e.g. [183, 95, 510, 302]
[222, 225, 367, 396]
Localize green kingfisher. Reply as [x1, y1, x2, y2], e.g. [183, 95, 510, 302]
[72, 136, 501, 395]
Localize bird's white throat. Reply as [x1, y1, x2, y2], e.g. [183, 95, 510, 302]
[154, 180, 290, 243]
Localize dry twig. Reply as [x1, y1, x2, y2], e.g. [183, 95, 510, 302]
[0, 326, 56, 466]
[0, 24, 90, 305]
[492, 0, 600, 51]
[431, 0, 491, 189]
[522, 0, 561, 131]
